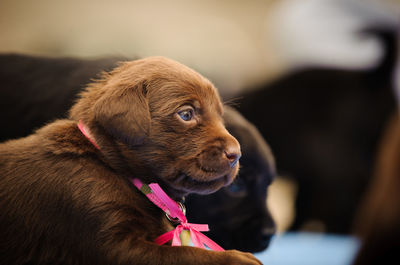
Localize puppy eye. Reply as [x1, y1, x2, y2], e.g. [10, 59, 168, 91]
[178, 108, 194, 121]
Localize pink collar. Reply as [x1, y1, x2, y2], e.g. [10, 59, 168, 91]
[77, 121, 224, 251]
[77, 120, 100, 149]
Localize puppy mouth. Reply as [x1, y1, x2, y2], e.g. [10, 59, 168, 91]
[183, 173, 231, 187]
[164, 157, 240, 195]
[171, 169, 237, 195]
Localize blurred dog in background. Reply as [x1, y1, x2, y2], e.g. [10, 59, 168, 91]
[236, 30, 398, 234]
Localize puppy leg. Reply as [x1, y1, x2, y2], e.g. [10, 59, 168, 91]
[105, 239, 262, 265]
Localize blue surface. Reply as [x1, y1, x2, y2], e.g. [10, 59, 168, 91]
[254, 232, 361, 265]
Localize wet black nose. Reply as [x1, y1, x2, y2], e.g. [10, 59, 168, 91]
[224, 147, 241, 168]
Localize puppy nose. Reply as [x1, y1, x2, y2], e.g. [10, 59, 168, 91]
[224, 144, 241, 168]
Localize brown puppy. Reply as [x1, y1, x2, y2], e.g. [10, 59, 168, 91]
[0, 57, 261, 265]
[0, 53, 276, 253]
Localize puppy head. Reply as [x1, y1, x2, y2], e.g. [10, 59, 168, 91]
[70, 56, 241, 196]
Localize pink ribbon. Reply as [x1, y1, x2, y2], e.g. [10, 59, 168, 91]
[133, 179, 224, 251]
[154, 221, 224, 251]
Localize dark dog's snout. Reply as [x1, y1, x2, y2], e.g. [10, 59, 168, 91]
[260, 226, 276, 250]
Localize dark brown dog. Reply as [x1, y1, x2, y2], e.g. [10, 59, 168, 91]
[0, 53, 276, 253]
[0, 57, 261, 265]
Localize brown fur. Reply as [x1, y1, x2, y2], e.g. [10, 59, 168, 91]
[0, 57, 261, 265]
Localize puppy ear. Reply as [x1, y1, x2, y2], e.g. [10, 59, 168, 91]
[94, 82, 150, 146]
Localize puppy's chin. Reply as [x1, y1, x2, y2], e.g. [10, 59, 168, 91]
[167, 163, 239, 195]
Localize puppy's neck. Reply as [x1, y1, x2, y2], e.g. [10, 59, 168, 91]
[156, 180, 187, 202]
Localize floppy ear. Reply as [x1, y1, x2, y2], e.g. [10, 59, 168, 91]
[93, 82, 150, 146]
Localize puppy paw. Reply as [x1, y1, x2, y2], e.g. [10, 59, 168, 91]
[223, 250, 263, 265]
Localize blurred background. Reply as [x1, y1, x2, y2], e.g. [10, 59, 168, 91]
[1, 0, 400, 264]
[1, 0, 399, 94]
[0, 0, 281, 96]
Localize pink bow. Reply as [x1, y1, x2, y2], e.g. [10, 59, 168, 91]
[133, 180, 224, 251]
[154, 221, 224, 251]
